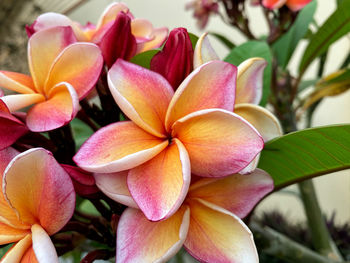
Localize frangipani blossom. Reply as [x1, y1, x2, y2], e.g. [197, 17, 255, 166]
[194, 32, 283, 173]
[27, 2, 168, 67]
[0, 26, 103, 132]
[0, 147, 75, 262]
[261, 0, 312, 11]
[186, 0, 219, 29]
[96, 169, 273, 262]
[0, 100, 28, 150]
[74, 59, 264, 221]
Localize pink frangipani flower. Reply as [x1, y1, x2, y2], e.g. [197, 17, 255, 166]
[74, 59, 264, 222]
[0, 147, 75, 262]
[0, 26, 103, 132]
[95, 169, 273, 262]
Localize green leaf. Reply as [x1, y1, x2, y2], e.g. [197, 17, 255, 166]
[324, 68, 350, 84]
[188, 32, 199, 50]
[299, 0, 350, 75]
[224, 40, 272, 106]
[298, 78, 318, 92]
[130, 49, 160, 69]
[258, 125, 350, 190]
[209, 32, 235, 50]
[71, 118, 94, 150]
[273, 0, 317, 69]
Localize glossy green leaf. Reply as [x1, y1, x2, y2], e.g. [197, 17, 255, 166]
[299, 0, 350, 75]
[71, 118, 94, 150]
[224, 40, 272, 106]
[130, 49, 160, 69]
[188, 32, 199, 49]
[258, 125, 350, 190]
[273, 0, 317, 69]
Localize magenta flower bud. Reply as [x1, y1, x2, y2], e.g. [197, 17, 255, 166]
[150, 27, 194, 90]
[97, 12, 137, 68]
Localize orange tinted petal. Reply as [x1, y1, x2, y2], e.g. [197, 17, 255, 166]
[128, 139, 190, 221]
[117, 206, 190, 263]
[3, 148, 75, 235]
[165, 61, 236, 130]
[0, 71, 35, 94]
[108, 59, 173, 137]
[0, 222, 29, 245]
[185, 199, 258, 263]
[1, 94, 45, 112]
[20, 247, 38, 263]
[286, 0, 312, 11]
[172, 109, 264, 177]
[74, 121, 168, 173]
[0, 234, 32, 262]
[137, 27, 168, 53]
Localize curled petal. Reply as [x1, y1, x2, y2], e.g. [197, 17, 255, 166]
[236, 57, 267, 105]
[137, 27, 168, 53]
[3, 148, 75, 235]
[0, 222, 29, 245]
[45, 43, 103, 99]
[27, 12, 72, 37]
[94, 171, 138, 208]
[235, 103, 283, 142]
[165, 61, 236, 131]
[74, 121, 168, 173]
[0, 234, 32, 262]
[26, 82, 79, 132]
[1, 94, 45, 112]
[193, 32, 219, 69]
[131, 19, 154, 42]
[117, 206, 190, 263]
[128, 139, 190, 221]
[286, 0, 312, 11]
[0, 101, 28, 150]
[28, 26, 76, 93]
[185, 199, 258, 263]
[31, 224, 58, 263]
[172, 109, 264, 177]
[96, 2, 129, 30]
[0, 71, 35, 94]
[188, 169, 274, 218]
[108, 60, 173, 138]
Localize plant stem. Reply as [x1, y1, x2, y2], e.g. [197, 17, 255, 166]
[298, 180, 344, 260]
[251, 221, 341, 263]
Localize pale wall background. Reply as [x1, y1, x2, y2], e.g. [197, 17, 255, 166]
[70, 0, 350, 223]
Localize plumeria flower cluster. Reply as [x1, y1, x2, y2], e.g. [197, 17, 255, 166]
[0, 2, 282, 263]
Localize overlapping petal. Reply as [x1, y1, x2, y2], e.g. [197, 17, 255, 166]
[235, 103, 283, 142]
[31, 224, 58, 263]
[44, 42, 103, 99]
[1, 94, 45, 112]
[165, 61, 236, 130]
[236, 58, 267, 105]
[108, 59, 174, 137]
[0, 71, 35, 94]
[26, 82, 79, 132]
[74, 121, 168, 173]
[193, 32, 219, 69]
[188, 169, 274, 218]
[184, 199, 258, 263]
[0, 222, 29, 245]
[128, 139, 190, 221]
[0, 234, 32, 262]
[94, 171, 138, 208]
[0, 101, 28, 150]
[137, 27, 168, 53]
[21, 247, 39, 263]
[95, 2, 130, 30]
[172, 109, 264, 177]
[3, 148, 75, 235]
[28, 26, 76, 93]
[116, 206, 190, 263]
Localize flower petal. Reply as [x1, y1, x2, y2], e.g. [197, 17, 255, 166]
[20, 247, 38, 263]
[28, 12, 72, 35]
[185, 199, 258, 263]
[235, 103, 283, 142]
[236, 58, 267, 105]
[74, 121, 168, 173]
[137, 27, 169, 53]
[28, 26, 76, 93]
[31, 224, 58, 263]
[3, 148, 75, 235]
[188, 169, 274, 218]
[286, 0, 312, 11]
[96, 2, 129, 30]
[193, 32, 219, 69]
[131, 19, 154, 41]
[0, 234, 32, 262]
[1, 94, 45, 112]
[172, 109, 264, 177]
[128, 139, 190, 221]
[165, 61, 236, 131]
[0, 222, 29, 245]
[94, 171, 138, 208]
[108, 59, 173, 138]
[44, 43, 103, 99]
[116, 206, 190, 263]
[0, 71, 35, 94]
[262, 0, 287, 9]
[26, 82, 79, 132]
[0, 101, 28, 150]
